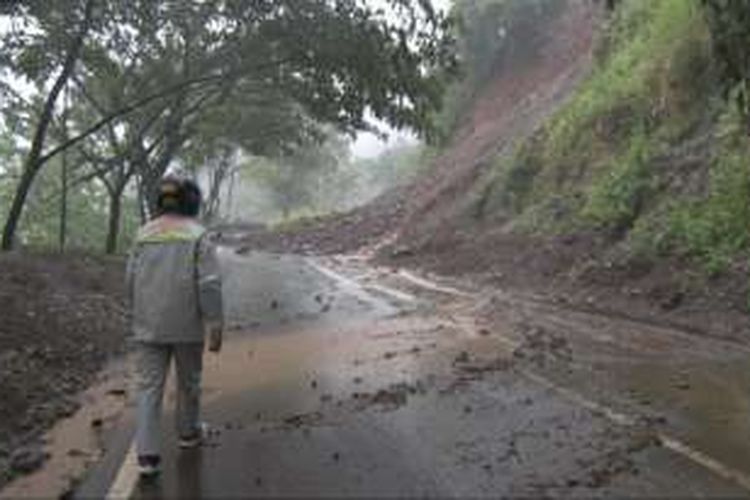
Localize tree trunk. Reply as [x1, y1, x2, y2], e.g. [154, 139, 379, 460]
[136, 175, 148, 223]
[105, 187, 123, 255]
[1, 0, 95, 251]
[226, 169, 236, 220]
[59, 149, 68, 252]
[59, 90, 70, 253]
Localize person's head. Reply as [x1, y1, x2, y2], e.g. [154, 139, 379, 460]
[156, 177, 202, 218]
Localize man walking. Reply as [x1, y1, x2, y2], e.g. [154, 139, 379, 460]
[126, 176, 224, 477]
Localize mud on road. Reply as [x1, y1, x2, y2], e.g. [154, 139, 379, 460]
[0, 252, 127, 489]
[40, 250, 750, 498]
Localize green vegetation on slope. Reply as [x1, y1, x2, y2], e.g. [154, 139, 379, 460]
[476, 0, 750, 275]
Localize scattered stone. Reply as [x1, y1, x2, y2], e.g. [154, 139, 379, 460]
[90, 418, 103, 428]
[478, 329, 491, 336]
[270, 300, 279, 310]
[310, 380, 318, 389]
[660, 292, 685, 311]
[353, 377, 363, 385]
[390, 246, 414, 258]
[282, 412, 324, 429]
[332, 452, 341, 462]
[10, 446, 49, 474]
[67, 448, 89, 458]
[454, 351, 470, 364]
[383, 351, 397, 360]
[463, 405, 473, 414]
[255, 477, 263, 486]
[107, 388, 127, 397]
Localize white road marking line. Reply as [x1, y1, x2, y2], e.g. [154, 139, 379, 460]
[520, 369, 637, 427]
[105, 443, 138, 500]
[449, 314, 750, 493]
[660, 436, 750, 491]
[396, 269, 475, 298]
[367, 283, 418, 303]
[307, 260, 417, 305]
[102, 259, 750, 496]
[520, 368, 750, 492]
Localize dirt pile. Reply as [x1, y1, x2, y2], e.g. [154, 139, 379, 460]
[230, 1, 597, 259]
[232, 188, 406, 256]
[396, 0, 597, 248]
[0, 252, 127, 487]
[229, 0, 750, 342]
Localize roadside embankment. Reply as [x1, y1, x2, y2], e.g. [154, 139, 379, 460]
[0, 252, 127, 487]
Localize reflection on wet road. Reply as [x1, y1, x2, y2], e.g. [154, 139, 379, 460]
[71, 249, 750, 498]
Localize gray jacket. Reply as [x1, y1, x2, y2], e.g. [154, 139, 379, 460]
[126, 215, 223, 343]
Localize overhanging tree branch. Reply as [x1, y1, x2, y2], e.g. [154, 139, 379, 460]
[38, 57, 294, 167]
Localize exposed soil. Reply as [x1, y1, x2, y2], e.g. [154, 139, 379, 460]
[231, 1, 597, 261]
[231, 189, 407, 257]
[226, 0, 750, 347]
[0, 252, 127, 487]
[396, 0, 597, 245]
[384, 226, 750, 345]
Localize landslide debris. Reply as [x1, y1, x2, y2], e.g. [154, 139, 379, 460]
[0, 252, 127, 487]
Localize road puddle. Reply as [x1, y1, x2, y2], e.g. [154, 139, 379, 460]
[618, 358, 750, 475]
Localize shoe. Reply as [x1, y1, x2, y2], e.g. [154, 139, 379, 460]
[179, 422, 208, 449]
[137, 455, 161, 477]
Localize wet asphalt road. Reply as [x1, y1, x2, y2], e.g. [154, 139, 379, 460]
[72, 249, 750, 498]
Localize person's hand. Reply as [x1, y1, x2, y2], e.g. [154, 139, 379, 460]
[207, 324, 223, 353]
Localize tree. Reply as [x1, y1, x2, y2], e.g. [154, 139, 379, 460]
[1, 0, 96, 250]
[0, 0, 457, 251]
[242, 133, 350, 220]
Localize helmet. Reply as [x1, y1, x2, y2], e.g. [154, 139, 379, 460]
[157, 176, 202, 217]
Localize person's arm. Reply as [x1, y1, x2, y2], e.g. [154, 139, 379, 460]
[196, 234, 224, 351]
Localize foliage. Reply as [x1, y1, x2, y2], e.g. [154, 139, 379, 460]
[701, 0, 750, 130]
[581, 128, 652, 232]
[0, 0, 458, 252]
[466, 0, 750, 280]
[542, 0, 708, 165]
[475, 0, 713, 229]
[232, 137, 428, 223]
[663, 108, 750, 274]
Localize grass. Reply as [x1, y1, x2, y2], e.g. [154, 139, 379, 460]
[662, 108, 750, 274]
[470, 0, 750, 283]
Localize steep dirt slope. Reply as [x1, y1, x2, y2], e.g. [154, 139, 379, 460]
[381, 0, 750, 343]
[235, 0, 598, 257]
[235, 0, 750, 344]
[397, 0, 597, 246]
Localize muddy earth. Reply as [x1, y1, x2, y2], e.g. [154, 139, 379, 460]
[1, 249, 748, 498]
[0, 252, 127, 488]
